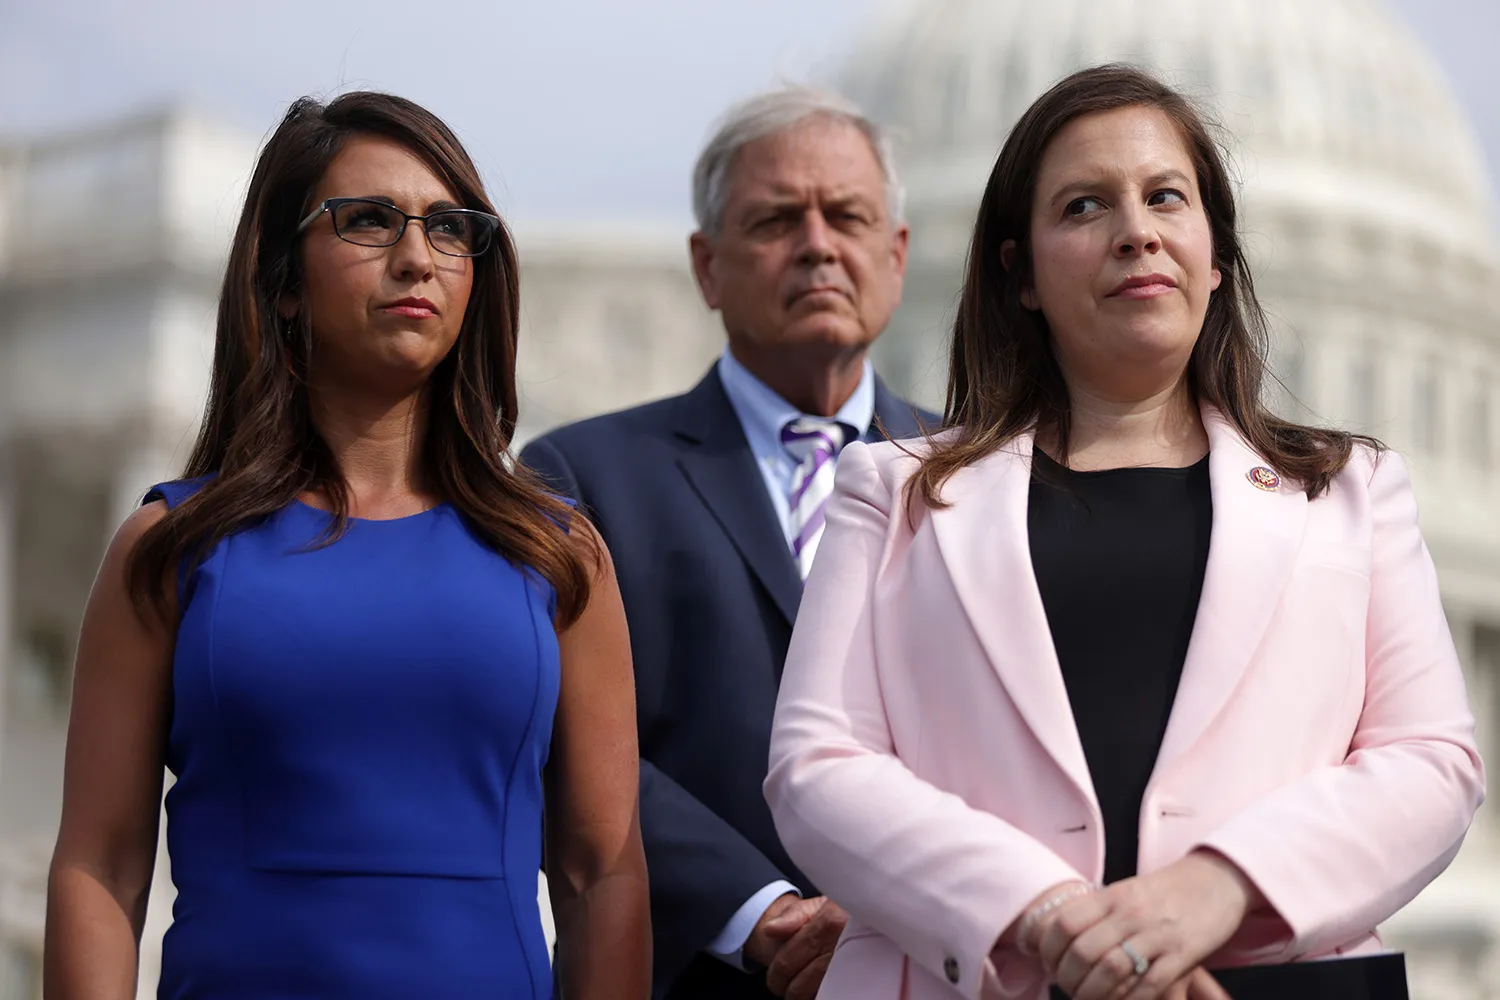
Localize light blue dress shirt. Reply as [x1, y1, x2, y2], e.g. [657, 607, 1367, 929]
[717, 349, 876, 545]
[702, 349, 875, 969]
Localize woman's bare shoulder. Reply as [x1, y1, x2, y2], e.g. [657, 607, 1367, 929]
[109, 499, 170, 558]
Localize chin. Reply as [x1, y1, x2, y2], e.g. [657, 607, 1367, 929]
[377, 330, 457, 362]
[781, 316, 874, 353]
[372, 342, 433, 367]
[358, 348, 444, 389]
[1111, 320, 1199, 357]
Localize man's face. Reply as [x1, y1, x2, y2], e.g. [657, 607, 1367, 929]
[690, 118, 909, 365]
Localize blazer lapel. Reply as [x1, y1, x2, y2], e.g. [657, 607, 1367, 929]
[929, 429, 1097, 806]
[927, 409, 1307, 805]
[1152, 405, 1308, 773]
[674, 369, 803, 625]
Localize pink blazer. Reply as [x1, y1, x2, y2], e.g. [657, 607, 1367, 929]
[764, 407, 1485, 1000]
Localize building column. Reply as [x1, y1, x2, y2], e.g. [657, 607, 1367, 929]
[1467, 615, 1500, 845]
[1445, 608, 1488, 842]
[107, 435, 179, 535]
[0, 433, 16, 789]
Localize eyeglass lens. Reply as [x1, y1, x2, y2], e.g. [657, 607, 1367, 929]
[330, 200, 492, 256]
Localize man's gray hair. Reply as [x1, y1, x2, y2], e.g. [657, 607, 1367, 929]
[691, 87, 905, 236]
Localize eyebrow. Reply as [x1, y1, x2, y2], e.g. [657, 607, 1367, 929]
[1046, 169, 1194, 208]
[733, 198, 796, 228]
[820, 194, 877, 213]
[737, 191, 878, 221]
[348, 195, 463, 213]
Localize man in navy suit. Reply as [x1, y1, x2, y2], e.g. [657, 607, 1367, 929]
[522, 88, 933, 1000]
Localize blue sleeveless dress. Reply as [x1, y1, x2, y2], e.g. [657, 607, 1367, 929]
[149, 480, 559, 999]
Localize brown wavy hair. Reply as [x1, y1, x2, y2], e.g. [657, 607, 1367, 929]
[908, 64, 1378, 514]
[127, 92, 596, 626]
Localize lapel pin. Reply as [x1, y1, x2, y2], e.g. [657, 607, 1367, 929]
[1247, 466, 1280, 491]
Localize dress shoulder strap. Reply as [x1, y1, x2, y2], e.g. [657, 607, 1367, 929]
[542, 493, 578, 534]
[143, 476, 213, 510]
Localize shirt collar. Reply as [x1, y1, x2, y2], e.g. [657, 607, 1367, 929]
[717, 348, 876, 458]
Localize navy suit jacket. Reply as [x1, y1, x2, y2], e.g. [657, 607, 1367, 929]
[522, 366, 935, 1000]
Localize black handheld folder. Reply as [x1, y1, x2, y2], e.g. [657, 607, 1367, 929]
[1049, 953, 1408, 999]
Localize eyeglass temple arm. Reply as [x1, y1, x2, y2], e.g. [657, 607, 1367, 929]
[295, 201, 330, 234]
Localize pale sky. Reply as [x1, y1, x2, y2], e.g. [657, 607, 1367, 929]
[2, 0, 1496, 228]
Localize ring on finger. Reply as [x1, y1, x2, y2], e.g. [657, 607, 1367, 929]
[1119, 941, 1150, 977]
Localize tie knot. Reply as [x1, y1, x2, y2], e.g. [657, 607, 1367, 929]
[781, 418, 849, 462]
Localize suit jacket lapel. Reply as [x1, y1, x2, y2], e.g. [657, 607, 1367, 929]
[1152, 405, 1307, 774]
[674, 368, 803, 625]
[869, 378, 937, 443]
[928, 429, 1098, 807]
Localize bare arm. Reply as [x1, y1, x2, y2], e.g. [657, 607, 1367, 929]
[546, 519, 651, 999]
[44, 502, 175, 999]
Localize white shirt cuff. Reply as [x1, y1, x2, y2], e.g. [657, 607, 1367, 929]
[704, 880, 801, 971]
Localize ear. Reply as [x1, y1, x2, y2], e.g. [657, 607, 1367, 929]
[688, 231, 722, 310]
[1209, 265, 1222, 292]
[1001, 238, 1040, 311]
[277, 291, 300, 322]
[890, 221, 910, 278]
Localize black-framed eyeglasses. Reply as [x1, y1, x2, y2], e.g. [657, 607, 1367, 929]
[296, 197, 500, 258]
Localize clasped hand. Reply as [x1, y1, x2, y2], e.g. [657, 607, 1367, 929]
[746, 894, 848, 1000]
[1027, 852, 1257, 1000]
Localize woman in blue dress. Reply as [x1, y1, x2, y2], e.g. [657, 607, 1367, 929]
[44, 92, 650, 999]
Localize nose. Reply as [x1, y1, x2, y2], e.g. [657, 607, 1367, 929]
[1112, 202, 1161, 258]
[794, 209, 837, 268]
[388, 219, 436, 280]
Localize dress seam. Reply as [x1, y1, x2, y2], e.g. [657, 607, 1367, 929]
[501, 569, 549, 999]
[203, 534, 243, 872]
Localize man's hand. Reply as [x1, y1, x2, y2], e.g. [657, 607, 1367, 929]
[755, 896, 849, 1000]
[744, 893, 808, 971]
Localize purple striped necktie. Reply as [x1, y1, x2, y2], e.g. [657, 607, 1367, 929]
[781, 418, 852, 579]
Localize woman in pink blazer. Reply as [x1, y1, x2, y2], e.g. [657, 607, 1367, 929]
[762, 65, 1485, 1000]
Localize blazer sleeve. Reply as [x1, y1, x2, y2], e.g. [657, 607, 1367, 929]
[764, 442, 1087, 1000]
[1198, 449, 1486, 960]
[521, 434, 792, 983]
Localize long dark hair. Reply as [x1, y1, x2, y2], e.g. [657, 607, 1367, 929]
[128, 92, 596, 626]
[909, 64, 1377, 512]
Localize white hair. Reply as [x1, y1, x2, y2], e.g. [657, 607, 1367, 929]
[691, 87, 905, 236]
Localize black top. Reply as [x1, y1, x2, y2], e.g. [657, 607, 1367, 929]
[1027, 446, 1213, 885]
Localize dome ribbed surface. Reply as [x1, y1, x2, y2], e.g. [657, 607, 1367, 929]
[842, 0, 1495, 253]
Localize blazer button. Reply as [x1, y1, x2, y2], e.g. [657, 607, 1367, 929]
[944, 955, 960, 984]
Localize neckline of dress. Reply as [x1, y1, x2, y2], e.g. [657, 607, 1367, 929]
[292, 498, 450, 524]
